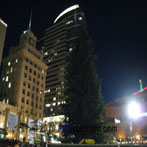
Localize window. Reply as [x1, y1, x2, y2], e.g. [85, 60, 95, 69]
[38, 74, 40, 78]
[25, 65, 28, 70]
[6, 76, 8, 82]
[8, 62, 11, 66]
[45, 104, 50, 107]
[27, 92, 30, 96]
[40, 105, 42, 109]
[34, 71, 36, 75]
[28, 83, 31, 88]
[21, 106, 24, 112]
[10, 67, 13, 73]
[36, 104, 38, 108]
[8, 82, 11, 88]
[29, 76, 31, 81]
[36, 96, 38, 101]
[24, 73, 27, 78]
[33, 78, 35, 83]
[31, 101, 34, 106]
[32, 94, 34, 98]
[29, 68, 32, 73]
[26, 100, 29, 104]
[41, 76, 44, 80]
[26, 58, 28, 62]
[22, 98, 24, 103]
[37, 81, 39, 85]
[36, 88, 39, 93]
[32, 86, 35, 91]
[22, 89, 25, 94]
[23, 81, 26, 86]
[16, 59, 18, 63]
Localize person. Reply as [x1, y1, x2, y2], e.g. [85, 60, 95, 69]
[14, 141, 20, 147]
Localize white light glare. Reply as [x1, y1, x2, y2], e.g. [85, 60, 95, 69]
[128, 101, 141, 119]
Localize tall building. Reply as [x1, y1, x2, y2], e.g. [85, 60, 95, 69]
[0, 28, 48, 123]
[0, 18, 7, 67]
[37, 4, 86, 123]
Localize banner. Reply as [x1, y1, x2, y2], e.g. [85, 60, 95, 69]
[7, 112, 18, 130]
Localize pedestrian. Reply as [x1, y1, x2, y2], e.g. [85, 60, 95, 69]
[14, 141, 20, 147]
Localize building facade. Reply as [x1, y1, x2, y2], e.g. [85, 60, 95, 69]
[37, 4, 86, 121]
[0, 28, 48, 140]
[0, 18, 7, 67]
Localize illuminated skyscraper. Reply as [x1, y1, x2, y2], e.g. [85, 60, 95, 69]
[37, 4, 86, 120]
[0, 18, 7, 67]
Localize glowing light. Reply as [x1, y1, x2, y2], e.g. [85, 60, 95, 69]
[133, 86, 147, 95]
[139, 79, 143, 91]
[128, 102, 141, 119]
[54, 4, 79, 23]
[0, 18, 7, 27]
[115, 118, 121, 124]
[45, 104, 51, 107]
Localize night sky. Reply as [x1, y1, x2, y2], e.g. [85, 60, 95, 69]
[1, 0, 147, 103]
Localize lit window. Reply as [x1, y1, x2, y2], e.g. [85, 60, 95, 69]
[53, 103, 56, 106]
[2, 77, 5, 81]
[53, 97, 56, 101]
[7, 99, 9, 104]
[69, 48, 73, 52]
[54, 53, 57, 56]
[6, 71, 9, 74]
[58, 91, 61, 95]
[8, 82, 11, 88]
[44, 52, 48, 55]
[78, 17, 82, 20]
[48, 89, 50, 93]
[42, 69, 45, 74]
[66, 21, 70, 25]
[16, 59, 18, 63]
[62, 101, 64, 104]
[48, 59, 51, 63]
[58, 102, 60, 105]
[6, 76, 8, 82]
[10, 67, 13, 73]
[51, 108, 53, 111]
[8, 62, 11, 66]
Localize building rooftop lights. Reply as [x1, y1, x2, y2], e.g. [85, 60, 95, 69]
[0, 18, 7, 27]
[54, 4, 79, 23]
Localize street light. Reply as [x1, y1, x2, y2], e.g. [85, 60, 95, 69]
[128, 101, 141, 119]
[127, 101, 141, 143]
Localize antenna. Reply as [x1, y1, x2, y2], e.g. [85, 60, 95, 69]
[139, 79, 143, 91]
[29, 8, 33, 29]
